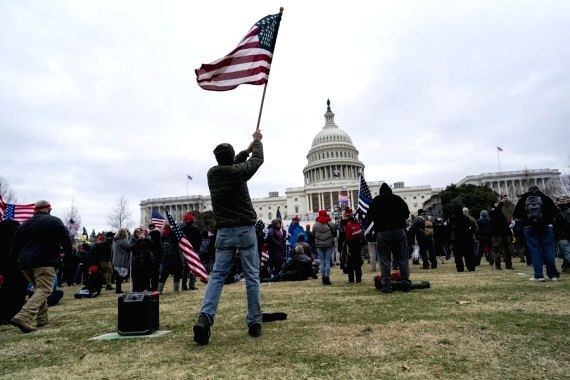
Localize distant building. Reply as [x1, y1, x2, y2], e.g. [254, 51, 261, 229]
[423, 169, 561, 218]
[457, 169, 561, 200]
[140, 100, 437, 225]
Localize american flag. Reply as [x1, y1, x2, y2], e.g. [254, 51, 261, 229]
[356, 174, 373, 224]
[0, 197, 35, 223]
[165, 210, 208, 282]
[67, 219, 79, 231]
[151, 209, 165, 230]
[195, 11, 283, 91]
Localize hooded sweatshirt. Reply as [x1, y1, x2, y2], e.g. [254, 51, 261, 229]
[366, 183, 410, 231]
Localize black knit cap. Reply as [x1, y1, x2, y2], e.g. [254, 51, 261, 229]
[213, 143, 235, 165]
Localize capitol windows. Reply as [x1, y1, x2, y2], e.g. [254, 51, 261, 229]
[295, 206, 299, 213]
[268, 213, 272, 220]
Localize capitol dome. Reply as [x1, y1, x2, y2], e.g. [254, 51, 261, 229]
[303, 100, 364, 186]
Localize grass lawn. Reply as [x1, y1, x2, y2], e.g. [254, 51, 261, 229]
[1, 259, 568, 379]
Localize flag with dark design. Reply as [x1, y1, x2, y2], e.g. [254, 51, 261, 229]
[195, 12, 283, 91]
[357, 174, 373, 228]
[67, 219, 79, 231]
[165, 210, 208, 282]
[151, 209, 165, 230]
[0, 197, 35, 222]
[276, 206, 282, 220]
[497, 146, 503, 152]
[82, 227, 89, 238]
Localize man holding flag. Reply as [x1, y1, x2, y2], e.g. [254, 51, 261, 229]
[193, 129, 264, 346]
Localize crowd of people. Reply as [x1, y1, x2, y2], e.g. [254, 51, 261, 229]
[1, 128, 568, 342]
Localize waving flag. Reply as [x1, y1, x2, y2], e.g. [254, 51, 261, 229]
[356, 174, 373, 226]
[151, 209, 165, 230]
[195, 11, 283, 91]
[165, 210, 208, 282]
[497, 146, 503, 152]
[0, 197, 35, 223]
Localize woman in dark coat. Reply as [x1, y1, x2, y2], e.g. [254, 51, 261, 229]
[265, 219, 286, 277]
[130, 228, 155, 292]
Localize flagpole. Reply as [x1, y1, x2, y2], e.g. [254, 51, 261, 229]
[497, 149, 502, 173]
[255, 7, 284, 131]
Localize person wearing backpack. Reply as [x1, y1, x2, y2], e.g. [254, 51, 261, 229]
[409, 209, 437, 269]
[490, 195, 514, 270]
[513, 185, 560, 281]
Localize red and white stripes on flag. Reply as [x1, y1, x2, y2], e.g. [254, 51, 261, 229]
[0, 197, 35, 223]
[195, 12, 282, 91]
[165, 210, 208, 282]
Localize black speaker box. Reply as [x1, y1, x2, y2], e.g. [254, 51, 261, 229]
[117, 291, 159, 336]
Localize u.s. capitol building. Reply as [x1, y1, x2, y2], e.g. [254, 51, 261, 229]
[140, 101, 560, 225]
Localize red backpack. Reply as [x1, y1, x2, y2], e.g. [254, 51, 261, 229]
[344, 219, 363, 241]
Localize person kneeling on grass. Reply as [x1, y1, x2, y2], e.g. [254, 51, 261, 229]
[74, 265, 103, 299]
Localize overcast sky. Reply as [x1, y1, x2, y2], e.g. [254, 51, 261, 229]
[1, 0, 569, 232]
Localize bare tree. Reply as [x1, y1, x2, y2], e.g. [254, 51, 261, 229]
[0, 177, 17, 203]
[63, 202, 82, 239]
[63, 203, 82, 226]
[107, 195, 134, 230]
[543, 173, 570, 199]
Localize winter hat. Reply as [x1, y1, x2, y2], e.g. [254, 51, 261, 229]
[213, 143, 235, 165]
[344, 208, 354, 216]
[183, 212, 195, 223]
[316, 210, 331, 224]
[292, 216, 300, 222]
[88, 265, 99, 274]
[528, 185, 540, 193]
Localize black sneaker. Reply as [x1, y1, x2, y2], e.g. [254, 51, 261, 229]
[248, 322, 262, 338]
[193, 315, 211, 346]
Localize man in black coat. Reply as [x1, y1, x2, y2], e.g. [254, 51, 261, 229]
[514, 185, 560, 281]
[0, 218, 27, 324]
[9, 200, 72, 333]
[366, 183, 411, 293]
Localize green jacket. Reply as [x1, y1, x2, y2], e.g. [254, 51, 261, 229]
[207, 140, 263, 228]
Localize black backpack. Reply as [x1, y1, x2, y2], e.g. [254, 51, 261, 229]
[525, 195, 544, 225]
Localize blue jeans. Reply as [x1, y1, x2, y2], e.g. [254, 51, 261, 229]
[199, 225, 261, 327]
[559, 239, 570, 263]
[524, 225, 559, 279]
[316, 246, 333, 277]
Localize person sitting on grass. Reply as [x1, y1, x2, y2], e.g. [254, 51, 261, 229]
[263, 245, 313, 282]
[74, 265, 103, 299]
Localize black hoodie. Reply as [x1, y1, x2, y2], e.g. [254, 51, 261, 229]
[366, 183, 410, 230]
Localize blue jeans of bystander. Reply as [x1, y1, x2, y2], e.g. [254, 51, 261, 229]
[199, 225, 261, 327]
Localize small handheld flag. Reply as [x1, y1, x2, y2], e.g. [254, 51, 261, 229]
[151, 209, 165, 230]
